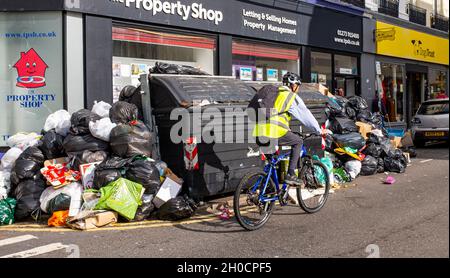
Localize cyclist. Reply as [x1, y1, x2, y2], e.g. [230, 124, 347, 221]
[253, 72, 322, 186]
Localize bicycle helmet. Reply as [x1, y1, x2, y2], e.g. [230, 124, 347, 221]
[282, 72, 302, 86]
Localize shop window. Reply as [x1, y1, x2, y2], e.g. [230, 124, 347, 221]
[0, 12, 64, 146]
[311, 52, 332, 89]
[334, 55, 358, 75]
[428, 69, 448, 100]
[232, 40, 300, 82]
[380, 63, 405, 122]
[112, 26, 216, 102]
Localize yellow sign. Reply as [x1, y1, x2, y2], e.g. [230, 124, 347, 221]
[376, 21, 449, 65]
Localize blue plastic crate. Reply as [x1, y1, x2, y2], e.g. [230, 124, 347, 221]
[386, 128, 405, 138]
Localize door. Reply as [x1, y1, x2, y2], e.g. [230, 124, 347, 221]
[407, 71, 428, 126]
[334, 76, 358, 97]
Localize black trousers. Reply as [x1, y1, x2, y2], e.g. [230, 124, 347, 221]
[278, 132, 304, 174]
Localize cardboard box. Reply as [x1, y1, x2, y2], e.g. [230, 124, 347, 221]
[164, 168, 184, 186]
[153, 177, 182, 208]
[401, 132, 414, 148]
[79, 162, 101, 190]
[67, 211, 118, 231]
[356, 122, 373, 140]
[300, 83, 330, 96]
[390, 137, 403, 149]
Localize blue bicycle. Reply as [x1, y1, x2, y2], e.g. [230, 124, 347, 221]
[234, 134, 331, 231]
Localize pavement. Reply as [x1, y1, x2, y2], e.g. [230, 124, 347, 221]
[0, 142, 448, 258]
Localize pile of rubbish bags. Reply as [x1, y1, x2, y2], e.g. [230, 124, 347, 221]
[0, 101, 196, 229]
[324, 95, 412, 186]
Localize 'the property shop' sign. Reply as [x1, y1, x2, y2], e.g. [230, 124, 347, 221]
[109, 0, 224, 25]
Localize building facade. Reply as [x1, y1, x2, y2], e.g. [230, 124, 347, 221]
[340, 0, 449, 128]
[0, 0, 448, 146]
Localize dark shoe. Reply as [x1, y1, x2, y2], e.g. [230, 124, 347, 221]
[285, 174, 302, 186]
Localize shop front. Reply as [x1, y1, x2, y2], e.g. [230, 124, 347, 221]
[374, 21, 449, 128]
[0, 0, 363, 146]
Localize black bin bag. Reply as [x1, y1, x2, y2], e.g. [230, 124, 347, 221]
[63, 134, 109, 155]
[40, 130, 65, 160]
[332, 133, 366, 150]
[156, 196, 197, 221]
[109, 101, 139, 125]
[126, 159, 161, 195]
[360, 155, 378, 176]
[110, 121, 153, 158]
[92, 157, 132, 189]
[11, 147, 45, 183]
[14, 178, 46, 220]
[329, 117, 359, 134]
[70, 109, 101, 135]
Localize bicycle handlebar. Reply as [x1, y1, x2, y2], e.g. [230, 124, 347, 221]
[292, 132, 321, 140]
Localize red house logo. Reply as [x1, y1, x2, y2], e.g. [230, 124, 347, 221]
[13, 48, 48, 89]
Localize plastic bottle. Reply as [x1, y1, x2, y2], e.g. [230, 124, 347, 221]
[155, 161, 168, 176]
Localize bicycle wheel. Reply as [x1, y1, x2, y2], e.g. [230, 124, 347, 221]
[234, 171, 277, 231]
[297, 160, 331, 214]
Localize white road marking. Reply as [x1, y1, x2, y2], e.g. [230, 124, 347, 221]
[0, 235, 37, 247]
[420, 159, 434, 163]
[0, 243, 69, 258]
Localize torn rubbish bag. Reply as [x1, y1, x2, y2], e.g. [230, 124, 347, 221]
[94, 178, 144, 221]
[110, 121, 153, 158]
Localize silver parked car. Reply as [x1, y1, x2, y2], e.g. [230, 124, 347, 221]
[412, 98, 449, 147]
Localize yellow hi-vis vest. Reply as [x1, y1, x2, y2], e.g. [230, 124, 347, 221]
[253, 86, 297, 139]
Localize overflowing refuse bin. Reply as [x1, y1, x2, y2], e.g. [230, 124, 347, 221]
[147, 76, 262, 200]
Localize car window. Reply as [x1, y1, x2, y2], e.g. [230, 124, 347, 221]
[417, 101, 449, 115]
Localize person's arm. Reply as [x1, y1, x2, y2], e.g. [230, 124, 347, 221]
[288, 95, 322, 134]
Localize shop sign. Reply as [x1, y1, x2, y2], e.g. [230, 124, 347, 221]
[61, 0, 362, 51]
[376, 61, 382, 75]
[110, 0, 224, 26]
[376, 21, 449, 65]
[0, 12, 64, 146]
[339, 68, 353, 75]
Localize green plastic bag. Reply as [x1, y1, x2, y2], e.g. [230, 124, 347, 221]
[344, 147, 358, 154]
[0, 198, 17, 226]
[333, 168, 351, 184]
[312, 156, 333, 185]
[95, 178, 144, 221]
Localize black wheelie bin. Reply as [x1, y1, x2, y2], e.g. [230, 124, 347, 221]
[147, 75, 264, 201]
